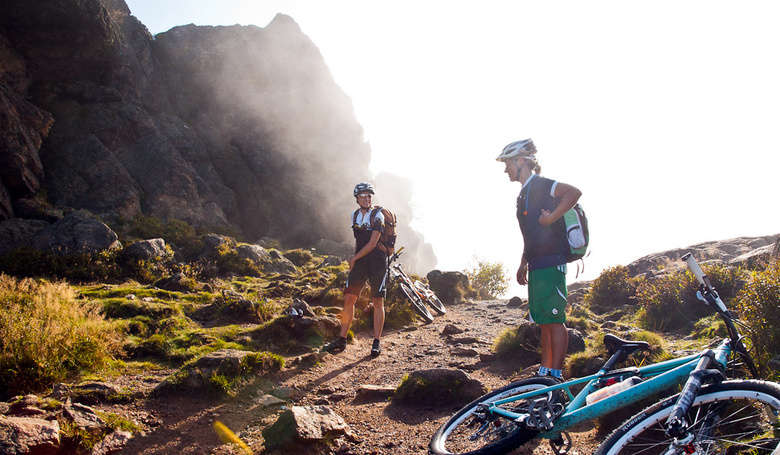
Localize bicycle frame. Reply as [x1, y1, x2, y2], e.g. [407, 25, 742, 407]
[485, 337, 732, 439]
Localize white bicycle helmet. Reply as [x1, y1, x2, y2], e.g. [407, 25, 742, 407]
[353, 182, 375, 197]
[496, 138, 537, 161]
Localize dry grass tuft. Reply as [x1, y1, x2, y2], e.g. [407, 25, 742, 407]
[0, 274, 121, 398]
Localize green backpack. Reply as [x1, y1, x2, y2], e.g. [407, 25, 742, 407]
[562, 203, 589, 263]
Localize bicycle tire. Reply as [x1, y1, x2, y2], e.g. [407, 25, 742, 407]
[426, 293, 447, 315]
[415, 281, 447, 315]
[429, 377, 560, 455]
[400, 281, 434, 323]
[595, 379, 780, 455]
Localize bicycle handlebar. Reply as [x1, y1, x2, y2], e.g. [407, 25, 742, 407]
[681, 252, 710, 288]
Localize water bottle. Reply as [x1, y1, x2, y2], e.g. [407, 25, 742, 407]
[586, 376, 642, 405]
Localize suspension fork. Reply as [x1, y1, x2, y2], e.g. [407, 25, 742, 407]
[665, 350, 726, 439]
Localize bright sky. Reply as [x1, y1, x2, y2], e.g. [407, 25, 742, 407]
[126, 0, 779, 297]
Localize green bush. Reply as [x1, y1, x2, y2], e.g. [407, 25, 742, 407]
[584, 266, 641, 314]
[492, 323, 540, 359]
[735, 261, 780, 376]
[636, 264, 742, 332]
[0, 275, 121, 399]
[283, 248, 314, 267]
[466, 260, 509, 299]
[121, 216, 205, 260]
[215, 243, 261, 277]
[0, 248, 121, 282]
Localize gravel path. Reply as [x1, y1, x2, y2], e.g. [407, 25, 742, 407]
[118, 300, 603, 454]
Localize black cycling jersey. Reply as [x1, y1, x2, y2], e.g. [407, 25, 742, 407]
[516, 175, 568, 270]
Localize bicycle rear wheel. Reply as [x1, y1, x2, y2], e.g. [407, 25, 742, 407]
[596, 380, 780, 454]
[400, 281, 434, 323]
[429, 377, 560, 455]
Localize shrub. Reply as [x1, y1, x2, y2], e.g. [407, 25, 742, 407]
[283, 248, 314, 267]
[121, 215, 204, 260]
[215, 243, 261, 277]
[584, 266, 641, 314]
[636, 264, 742, 332]
[735, 261, 780, 376]
[0, 248, 121, 282]
[466, 260, 509, 299]
[492, 323, 540, 360]
[0, 275, 121, 399]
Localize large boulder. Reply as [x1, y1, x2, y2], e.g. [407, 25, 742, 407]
[426, 270, 471, 305]
[0, 415, 60, 455]
[394, 369, 486, 407]
[264, 249, 298, 275]
[236, 243, 271, 263]
[31, 210, 120, 254]
[0, 218, 49, 256]
[262, 405, 355, 453]
[121, 238, 170, 262]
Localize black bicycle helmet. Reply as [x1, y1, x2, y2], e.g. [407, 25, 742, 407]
[353, 182, 375, 197]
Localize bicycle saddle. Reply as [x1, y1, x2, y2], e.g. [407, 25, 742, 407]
[603, 334, 651, 356]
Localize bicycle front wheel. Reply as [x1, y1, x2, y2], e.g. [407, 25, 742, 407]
[416, 281, 447, 315]
[426, 292, 447, 315]
[400, 282, 434, 323]
[430, 377, 560, 455]
[596, 380, 780, 455]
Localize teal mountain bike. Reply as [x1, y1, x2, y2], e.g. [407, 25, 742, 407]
[430, 253, 780, 455]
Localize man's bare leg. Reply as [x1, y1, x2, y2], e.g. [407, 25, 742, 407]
[372, 297, 385, 339]
[339, 292, 359, 338]
[540, 324, 553, 368]
[551, 323, 569, 370]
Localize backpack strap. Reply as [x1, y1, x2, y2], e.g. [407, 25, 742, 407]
[352, 209, 359, 226]
[370, 206, 382, 220]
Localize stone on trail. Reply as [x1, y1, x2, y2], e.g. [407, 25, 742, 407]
[354, 385, 396, 402]
[0, 415, 60, 455]
[507, 296, 526, 307]
[262, 405, 356, 452]
[90, 430, 132, 455]
[256, 394, 286, 408]
[441, 323, 464, 336]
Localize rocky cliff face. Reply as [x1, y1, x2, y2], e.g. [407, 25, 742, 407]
[0, 0, 436, 270]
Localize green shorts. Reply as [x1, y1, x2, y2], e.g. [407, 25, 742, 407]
[528, 264, 567, 325]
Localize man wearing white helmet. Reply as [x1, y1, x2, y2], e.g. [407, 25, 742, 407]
[497, 139, 582, 380]
[325, 182, 387, 357]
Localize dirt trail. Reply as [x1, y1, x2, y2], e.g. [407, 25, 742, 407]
[119, 301, 601, 454]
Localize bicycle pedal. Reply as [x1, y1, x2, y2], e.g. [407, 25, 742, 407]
[549, 431, 572, 455]
[521, 397, 564, 431]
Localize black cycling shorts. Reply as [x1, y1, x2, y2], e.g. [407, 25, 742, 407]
[345, 251, 388, 298]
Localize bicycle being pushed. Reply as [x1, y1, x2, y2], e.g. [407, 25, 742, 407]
[387, 247, 446, 323]
[430, 252, 780, 455]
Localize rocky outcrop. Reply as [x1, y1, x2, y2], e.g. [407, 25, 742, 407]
[0, 218, 49, 256]
[0, 0, 436, 271]
[30, 210, 121, 254]
[626, 234, 778, 277]
[0, 415, 60, 455]
[120, 238, 170, 262]
[0, 393, 133, 455]
[427, 270, 471, 305]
